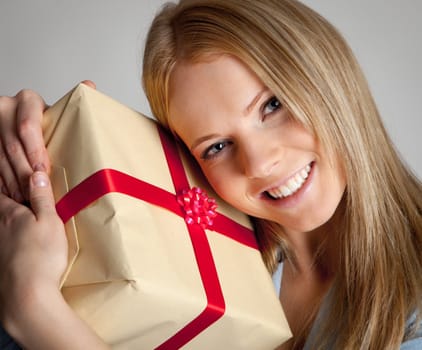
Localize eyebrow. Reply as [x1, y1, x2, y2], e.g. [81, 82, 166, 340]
[244, 88, 269, 116]
[190, 133, 221, 152]
[190, 88, 269, 151]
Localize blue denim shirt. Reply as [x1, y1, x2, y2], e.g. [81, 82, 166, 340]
[0, 326, 21, 350]
[401, 313, 422, 350]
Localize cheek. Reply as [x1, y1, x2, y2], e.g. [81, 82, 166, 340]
[207, 172, 232, 199]
[202, 166, 242, 205]
[315, 160, 347, 218]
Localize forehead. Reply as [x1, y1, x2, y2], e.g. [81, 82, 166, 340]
[170, 55, 259, 94]
[168, 55, 264, 129]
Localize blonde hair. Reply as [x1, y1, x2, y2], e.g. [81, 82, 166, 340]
[142, 0, 422, 348]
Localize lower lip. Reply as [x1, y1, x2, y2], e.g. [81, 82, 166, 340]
[263, 162, 315, 209]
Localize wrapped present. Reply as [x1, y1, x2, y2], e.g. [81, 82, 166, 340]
[43, 84, 291, 349]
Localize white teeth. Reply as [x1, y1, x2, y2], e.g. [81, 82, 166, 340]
[294, 173, 304, 185]
[281, 186, 292, 197]
[272, 188, 283, 197]
[287, 178, 299, 191]
[266, 163, 312, 199]
[300, 169, 309, 179]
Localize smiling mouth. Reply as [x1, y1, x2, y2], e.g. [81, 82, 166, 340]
[265, 162, 313, 199]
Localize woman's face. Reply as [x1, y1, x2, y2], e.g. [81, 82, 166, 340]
[168, 55, 346, 234]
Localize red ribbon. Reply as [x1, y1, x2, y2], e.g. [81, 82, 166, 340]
[55, 126, 257, 349]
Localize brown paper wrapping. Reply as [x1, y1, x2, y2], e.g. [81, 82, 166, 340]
[43, 84, 291, 349]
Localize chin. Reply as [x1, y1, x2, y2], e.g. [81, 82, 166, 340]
[279, 205, 341, 234]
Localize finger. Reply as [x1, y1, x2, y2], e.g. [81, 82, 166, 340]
[0, 190, 19, 212]
[81, 80, 96, 90]
[29, 171, 57, 219]
[0, 191, 27, 227]
[0, 138, 24, 202]
[0, 95, 25, 200]
[0, 175, 8, 196]
[16, 90, 51, 174]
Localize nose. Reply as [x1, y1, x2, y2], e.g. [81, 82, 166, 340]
[238, 136, 279, 179]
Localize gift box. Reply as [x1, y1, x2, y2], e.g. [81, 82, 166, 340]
[43, 84, 291, 349]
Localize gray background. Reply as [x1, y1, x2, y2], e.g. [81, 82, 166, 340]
[0, 0, 421, 177]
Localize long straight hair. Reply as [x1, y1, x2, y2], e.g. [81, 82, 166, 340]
[142, 0, 422, 348]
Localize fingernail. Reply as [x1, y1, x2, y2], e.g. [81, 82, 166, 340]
[32, 171, 49, 187]
[34, 163, 46, 172]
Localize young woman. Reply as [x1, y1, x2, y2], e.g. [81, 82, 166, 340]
[0, 0, 421, 349]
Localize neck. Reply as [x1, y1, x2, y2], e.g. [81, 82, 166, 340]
[283, 199, 345, 279]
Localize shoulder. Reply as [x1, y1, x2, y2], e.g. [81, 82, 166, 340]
[0, 326, 22, 350]
[401, 312, 422, 349]
[272, 261, 283, 296]
[401, 336, 422, 349]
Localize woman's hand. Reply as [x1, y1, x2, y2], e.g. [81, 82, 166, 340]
[0, 168, 67, 343]
[0, 90, 48, 202]
[0, 169, 108, 349]
[0, 80, 96, 202]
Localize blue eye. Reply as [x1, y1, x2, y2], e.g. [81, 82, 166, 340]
[263, 96, 282, 116]
[201, 140, 231, 160]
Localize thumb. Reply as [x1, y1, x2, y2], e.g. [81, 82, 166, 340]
[29, 170, 57, 218]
